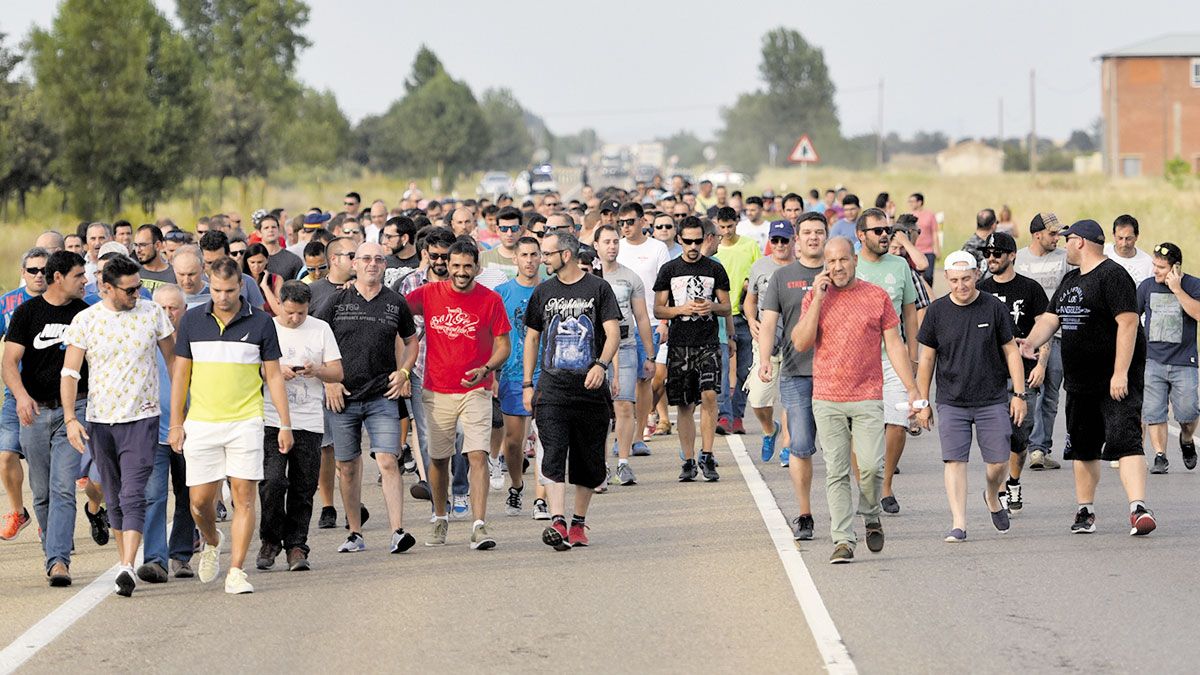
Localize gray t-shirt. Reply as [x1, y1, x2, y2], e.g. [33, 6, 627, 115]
[747, 257, 787, 320]
[602, 263, 645, 348]
[1014, 247, 1071, 300]
[760, 261, 822, 377]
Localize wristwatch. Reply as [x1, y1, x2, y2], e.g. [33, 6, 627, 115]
[1013, 391, 1031, 401]
[591, 359, 609, 370]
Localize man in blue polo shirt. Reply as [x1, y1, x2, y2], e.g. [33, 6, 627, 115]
[169, 257, 293, 595]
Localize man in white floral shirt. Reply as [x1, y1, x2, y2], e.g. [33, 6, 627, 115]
[61, 254, 175, 598]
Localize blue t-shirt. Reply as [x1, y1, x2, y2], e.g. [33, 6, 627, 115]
[829, 220, 860, 251]
[496, 278, 540, 382]
[1137, 274, 1200, 366]
[1, 287, 35, 398]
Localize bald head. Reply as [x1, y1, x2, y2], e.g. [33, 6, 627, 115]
[35, 231, 65, 254]
[825, 236, 855, 258]
[171, 247, 205, 294]
[450, 208, 475, 236]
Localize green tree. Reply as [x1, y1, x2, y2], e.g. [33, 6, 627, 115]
[479, 88, 534, 170]
[718, 28, 841, 171]
[393, 72, 490, 183]
[0, 83, 59, 216]
[658, 130, 707, 167]
[405, 45, 445, 93]
[31, 0, 157, 215]
[278, 87, 352, 167]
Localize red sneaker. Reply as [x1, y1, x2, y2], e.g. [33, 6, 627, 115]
[716, 416, 731, 436]
[732, 418, 747, 435]
[1130, 505, 1157, 536]
[542, 520, 570, 551]
[568, 522, 589, 547]
[0, 509, 31, 540]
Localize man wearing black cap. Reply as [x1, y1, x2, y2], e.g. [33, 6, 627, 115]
[978, 232, 1050, 512]
[1021, 220, 1155, 536]
[1014, 212, 1071, 470]
[1136, 242, 1200, 474]
[598, 199, 620, 228]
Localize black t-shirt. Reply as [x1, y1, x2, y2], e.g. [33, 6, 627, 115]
[308, 278, 339, 305]
[525, 273, 621, 407]
[652, 255, 730, 347]
[267, 249, 304, 281]
[4, 296, 90, 401]
[311, 285, 416, 401]
[917, 292, 1014, 407]
[1051, 258, 1147, 393]
[978, 272, 1048, 374]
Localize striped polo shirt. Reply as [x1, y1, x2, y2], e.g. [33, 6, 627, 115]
[175, 299, 281, 422]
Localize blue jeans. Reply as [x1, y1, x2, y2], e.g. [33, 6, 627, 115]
[21, 401, 86, 572]
[327, 396, 400, 462]
[731, 315, 753, 419]
[718, 342, 733, 419]
[409, 375, 467, 497]
[779, 376, 818, 458]
[1030, 338, 1063, 453]
[143, 443, 195, 566]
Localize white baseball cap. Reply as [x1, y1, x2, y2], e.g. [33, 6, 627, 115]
[943, 250, 978, 271]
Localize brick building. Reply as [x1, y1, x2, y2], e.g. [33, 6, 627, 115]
[1100, 34, 1200, 177]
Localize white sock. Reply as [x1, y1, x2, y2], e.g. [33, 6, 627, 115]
[473, 519, 485, 529]
[618, 458, 629, 466]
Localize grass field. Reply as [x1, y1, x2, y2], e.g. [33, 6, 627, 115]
[1, 166, 1197, 291]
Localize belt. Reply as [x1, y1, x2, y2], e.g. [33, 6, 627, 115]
[37, 398, 62, 410]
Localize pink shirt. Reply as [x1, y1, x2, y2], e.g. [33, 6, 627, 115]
[801, 281, 898, 402]
[913, 209, 939, 254]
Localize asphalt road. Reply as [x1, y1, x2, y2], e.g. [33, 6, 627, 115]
[1, 407, 1196, 673]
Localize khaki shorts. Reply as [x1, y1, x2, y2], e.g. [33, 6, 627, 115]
[744, 340, 782, 409]
[422, 388, 491, 460]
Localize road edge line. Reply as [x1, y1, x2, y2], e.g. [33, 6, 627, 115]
[725, 433, 857, 675]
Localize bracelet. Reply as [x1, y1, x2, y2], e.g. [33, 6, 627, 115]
[169, 425, 183, 431]
[65, 418, 79, 425]
[279, 425, 292, 431]
[522, 382, 534, 388]
[398, 368, 410, 380]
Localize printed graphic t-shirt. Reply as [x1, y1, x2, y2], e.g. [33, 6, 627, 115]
[652, 255, 730, 347]
[406, 281, 510, 394]
[525, 273, 621, 407]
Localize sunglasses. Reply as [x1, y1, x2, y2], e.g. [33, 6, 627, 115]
[654, 223, 674, 230]
[164, 232, 190, 243]
[343, 201, 356, 207]
[229, 250, 246, 257]
[680, 237, 704, 246]
[981, 249, 1007, 259]
[358, 255, 387, 265]
[307, 264, 329, 273]
[617, 218, 638, 227]
[427, 252, 449, 261]
[540, 249, 565, 258]
[25, 266, 46, 276]
[529, 230, 545, 238]
[544, 202, 560, 208]
[342, 229, 363, 236]
[1155, 245, 1174, 257]
[770, 236, 792, 245]
[114, 282, 143, 297]
[860, 226, 892, 236]
[497, 225, 521, 233]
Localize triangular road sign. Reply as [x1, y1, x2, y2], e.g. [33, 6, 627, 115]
[787, 135, 820, 164]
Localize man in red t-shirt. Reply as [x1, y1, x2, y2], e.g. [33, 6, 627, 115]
[792, 238, 920, 564]
[406, 240, 511, 551]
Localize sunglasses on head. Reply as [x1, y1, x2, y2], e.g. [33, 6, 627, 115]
[860, 226, 891, 236]
[164, 231, 190, 243]
[679, 237, 704, 246]
[1155, 245, 1174, 257]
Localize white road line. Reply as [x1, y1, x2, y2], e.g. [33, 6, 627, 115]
[0, 563, 121, 674]
[724, 434, 857, 675]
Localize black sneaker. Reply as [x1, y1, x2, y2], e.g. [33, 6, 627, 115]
[678, 459, 698, 482]
[345, 504, 370, 530]
[390, 529, 417, 554]
[1071, 508, 1096, 534]
[85, 504, 110, 546]
[1151, 453, 1169, 475]
[699, 453, 720, 482]
[400, 444, 416, 474]
[410, 480, 432, 501]
[1006, 480, 1023, 511]
[136, 562, 168, 584]
[880, 495, 900, 515]
[1182, 437, 1198, 471]
[864, 520, 885, 553]
[317, 506, 337, 529]
[792, 514, 815, 541]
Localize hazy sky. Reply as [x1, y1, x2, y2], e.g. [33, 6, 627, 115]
[6, 1, 1200, 145]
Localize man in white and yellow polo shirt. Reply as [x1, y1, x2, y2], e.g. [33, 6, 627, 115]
[169, 257, 292, 595]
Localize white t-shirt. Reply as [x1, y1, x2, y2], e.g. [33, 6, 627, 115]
[737, 220, 771, 250]
[1103, 244, 1154, 286]
[616, 236, 670, 312]
[64, 299, 174, 424]
[263, 316, 342, 433]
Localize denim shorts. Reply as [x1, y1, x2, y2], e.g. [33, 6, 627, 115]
[609, 345, 638, 402]
[326, 396, 401, 462]
[779, 375, 818, 458]
[498, 379, 532, 417]
[1, 395, 21, 456]
[1142, 359, 1199, 425]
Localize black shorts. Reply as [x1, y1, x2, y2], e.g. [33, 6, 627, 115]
[1063, 386, 1144, 462]
[666, 344, 721, 407]
[535, 404, 608, 488]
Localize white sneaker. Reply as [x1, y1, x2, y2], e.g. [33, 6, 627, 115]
[532, 498, 550, 520]
[197, 530, 224, 583]
[224, 567, 254, 594]
[450, 495, 470, 520]
[488, 456, 503, 491]
[337, 533, 365, 552]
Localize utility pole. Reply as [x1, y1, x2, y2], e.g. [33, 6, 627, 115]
[1029, 69, 1038, 174]
[875, 78, 885, 168]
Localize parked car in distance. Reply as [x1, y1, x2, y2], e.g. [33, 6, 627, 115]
[477, 171, 513, 199]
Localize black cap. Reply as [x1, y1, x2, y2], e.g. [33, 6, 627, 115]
[984, 232, 1017, 253]
[1061, 219, 1105, 245]
[599, 198, 620, 213]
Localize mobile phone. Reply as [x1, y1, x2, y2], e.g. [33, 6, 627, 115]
[291, 365, 304, 372]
